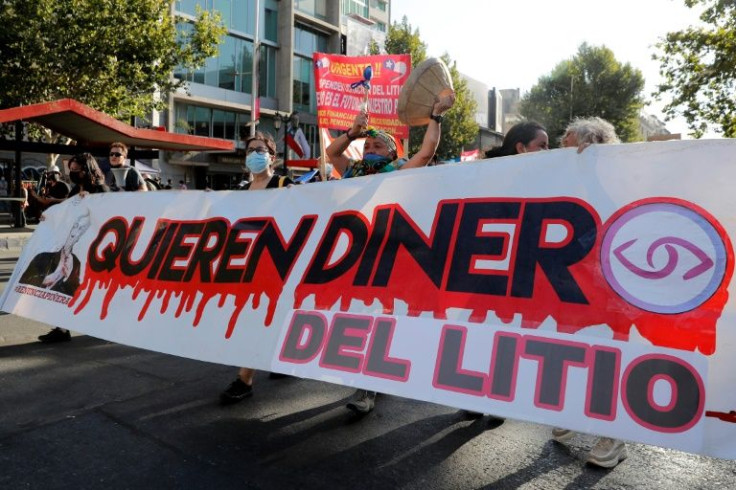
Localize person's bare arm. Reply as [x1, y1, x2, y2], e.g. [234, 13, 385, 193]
[326, 111, 368, 174]
[28, 187, 64, 208]
[402, 92, 456, 170]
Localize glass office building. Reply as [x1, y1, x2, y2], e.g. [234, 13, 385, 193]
[163, 0, 390, 189]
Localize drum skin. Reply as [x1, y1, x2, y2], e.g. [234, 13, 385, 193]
[397, 58, 454, 127]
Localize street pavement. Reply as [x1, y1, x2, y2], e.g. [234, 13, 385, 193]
[2, 248, 736, 489]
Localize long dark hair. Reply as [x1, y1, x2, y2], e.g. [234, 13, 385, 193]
[70, 153, 106, 188]
[486, 121, 547, 158]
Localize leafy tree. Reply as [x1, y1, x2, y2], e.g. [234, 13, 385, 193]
[520, 43, 644, 145]
[436, 54, 478, 160]
[384, 17, 477, 160]
[0, 0, 224, 124]
[653, 0, 736, 137]
[385, 16, 427, 67]
[368, 39, 382, 56]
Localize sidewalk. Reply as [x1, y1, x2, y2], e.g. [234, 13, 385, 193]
[0, 214, 36, 252]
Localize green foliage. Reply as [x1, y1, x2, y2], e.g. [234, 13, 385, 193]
[368, 39, 382, 56]
[384, 16, 427, 66]
[384, 17, 477, 159]
[520, 43, 644, 145]
[435, 54, 477, 160]
[0, 0, 225, 124]
[653, 0, 736, 137]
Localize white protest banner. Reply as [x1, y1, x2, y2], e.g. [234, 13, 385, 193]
[3, 140, 736, 459]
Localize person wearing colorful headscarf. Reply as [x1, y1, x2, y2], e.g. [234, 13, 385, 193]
[324, 92, 455, 415]
[326, 92, 455, 179]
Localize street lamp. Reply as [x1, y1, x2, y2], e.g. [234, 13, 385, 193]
[272, 112, 291, 176]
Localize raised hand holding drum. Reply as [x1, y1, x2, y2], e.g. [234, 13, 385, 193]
[397, 58, 454, 127]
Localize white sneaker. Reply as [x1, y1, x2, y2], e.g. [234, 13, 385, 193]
[586, 437, 628, 468]
[346, 389, 376, 414]
[551, 427, 575, 443]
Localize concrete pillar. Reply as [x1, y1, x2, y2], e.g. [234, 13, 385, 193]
[277, 0, 295, 112]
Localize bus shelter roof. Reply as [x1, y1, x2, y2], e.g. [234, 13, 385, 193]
[0, 99, 234, 152]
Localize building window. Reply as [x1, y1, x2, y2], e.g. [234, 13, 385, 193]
[264, 7, 278, 42]
[295, 0, 328, 20]
[214, 0, 232, 29]
[370, 0, 387, 12]
[231, 0, 256, 34]
[341, 0, 368, 18]
[292, 25, 328, 114]
[175, 23, 277, 98]
[175, 0, 262, 37]
[372, 21, 386, 32]
[237, 39, 255, 94]
[294, 25, 329, 57]
[193, 106, 212, 137]
[175, 103, 249, 141]
[175, 0, 200, 16]
[259, 45, 277, 98]
[218, 35, 237, 90]
[293, 57, 314, 113]
[213, 109, 237, 140]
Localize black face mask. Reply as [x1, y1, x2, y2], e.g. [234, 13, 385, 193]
[69, 171, 83, 185]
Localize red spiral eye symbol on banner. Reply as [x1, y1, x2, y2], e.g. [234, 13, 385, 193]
[601, 201, 728, 314]
[614, 237, 714, 281]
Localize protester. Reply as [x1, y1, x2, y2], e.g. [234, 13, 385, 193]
[485, 121, 549, 158]
[37, 153, 109, 343]
[164, 178, 173, 190]
[467, 120, 550, 422]
[105, 142, 147, 192]
[25, 165, 71, 221]
[220, 131, 294, 405]
[551, 116, 625, 469]
[561, 116, 621, 151]
[179, 180, 187, 190]
[325, 92, 455, 414]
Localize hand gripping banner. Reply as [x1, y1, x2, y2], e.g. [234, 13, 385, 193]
[3, 140, 736, 459]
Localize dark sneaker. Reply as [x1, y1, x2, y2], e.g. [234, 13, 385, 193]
[586, 437, 628, 468]
[346, 389, 376, 414]
[220, 378, 253, 405]
[38, 328, 71, 343]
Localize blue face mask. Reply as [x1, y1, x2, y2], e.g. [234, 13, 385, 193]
[246, 152, 271, 174]
[361, 153, 394, 173]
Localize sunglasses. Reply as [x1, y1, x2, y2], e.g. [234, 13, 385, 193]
[109, 152, 124, 157]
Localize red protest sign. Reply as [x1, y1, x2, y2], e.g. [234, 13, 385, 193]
[313, 53, 411, 138]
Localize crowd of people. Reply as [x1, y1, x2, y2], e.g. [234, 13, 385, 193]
[17, 102, 632, 469]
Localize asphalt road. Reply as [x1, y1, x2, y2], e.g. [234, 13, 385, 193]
[2, 249, 736, 489]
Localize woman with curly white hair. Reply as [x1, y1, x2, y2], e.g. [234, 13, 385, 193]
[561, 116, 621, 151]
[553, 116, 628, 468]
